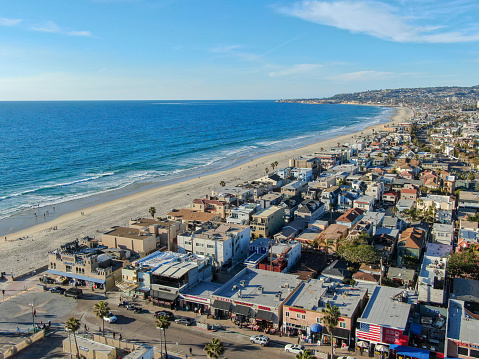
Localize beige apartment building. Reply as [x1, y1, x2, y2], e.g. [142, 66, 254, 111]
[250, 205, 285, 238]
[101, 226, 157, 255]
[129, 218, 185, 251]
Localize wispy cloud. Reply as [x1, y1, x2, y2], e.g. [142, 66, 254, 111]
[330, 70, 396, 82]
[0, 17, 22, 26]
[269, 64, 323, 77]
[31, 21, 91, 36]
[278, 0, 479, 43]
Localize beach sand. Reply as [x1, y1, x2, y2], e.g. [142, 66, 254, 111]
[0, 106, 413, 275]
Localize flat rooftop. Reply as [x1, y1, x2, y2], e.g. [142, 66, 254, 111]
[134, 251, 185, 271]
[447, 299, 479, 345]
[253, 205, 282, 218]
[213, 268, 302, 308]
[359, 286, 417, 330]
[285, 278, 367, 318]
[181, 281, 223, 299]
[103, 227, 152, 240]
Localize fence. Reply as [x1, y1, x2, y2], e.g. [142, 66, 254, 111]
[0, 329, 45, 359]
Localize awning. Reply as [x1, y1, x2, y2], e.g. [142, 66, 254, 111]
[310, 323, 322, 333]
[389, 344, 430, 359]
[323, 326, 351, 340]
[47, 269, 105, 284]
[212, 300, 231, 311]
[233, 304, 252, 316]
[410, 323, 423, 335]
[255, 310, 275, 322]
[151, 290, 178, 302]
[116, 281, 138, 292]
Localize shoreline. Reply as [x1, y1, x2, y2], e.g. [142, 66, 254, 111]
[0, 106, 413, 274]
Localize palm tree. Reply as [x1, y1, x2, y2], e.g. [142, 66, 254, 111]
[156, 315, 171, 358]
[65, 317, 80, 358]
[274, 160, 278, 169]
[219, 180, 226, 187]
[271, 162, 276, 171]
[204, 337, 225, 359]
[296, 350, 314, 359]
[321, 303, 341, 359]
[93, 301, 110, 335]
[149, 206, 156, 218]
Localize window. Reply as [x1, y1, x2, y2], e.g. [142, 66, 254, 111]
[196, 243, 203, 247]
[197, 251, 204, 255]
[184, 241, 191, 245]
[458, 347, 469, 356]
[285, 312, 289, 317]
[207, 244, 214, 249]
[296, 314, 301, 319]
[470, 349, 479, 358]
[65, 265, 72, 273]
[340, 322, 347, 328]
[317, 317, 322, 323]
[302, 315, 306, 320]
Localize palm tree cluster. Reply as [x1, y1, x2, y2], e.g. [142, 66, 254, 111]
[93, 300, 111, 335]
[65, 317, 80, 358]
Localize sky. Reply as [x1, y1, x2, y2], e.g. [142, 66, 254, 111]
[1, 0, 479, 100]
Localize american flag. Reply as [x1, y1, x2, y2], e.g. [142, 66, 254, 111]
[357, 322, 381, 342]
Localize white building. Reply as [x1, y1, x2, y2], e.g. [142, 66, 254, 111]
[227, 203, 260, 225]
[417, 242, 452, 305]
[177, 223, 250, 266]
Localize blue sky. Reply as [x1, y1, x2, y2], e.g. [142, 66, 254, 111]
[1, 0, 479, 100]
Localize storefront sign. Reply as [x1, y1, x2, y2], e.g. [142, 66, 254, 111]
[258, 306, 271, 311]
[382, 327, 403, 344]
[213, 296, 232, 303]
[289, 307, 306, 313]
[183, 294, 209, 304]
[234, 301, 253, 306]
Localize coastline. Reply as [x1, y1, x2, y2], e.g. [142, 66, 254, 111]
[0, 106, 414, 275]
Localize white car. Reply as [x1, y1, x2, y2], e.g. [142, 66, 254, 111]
[250, 335, 269, 346]
[103, 313, 117, 323]
[285, 344, 305, 354]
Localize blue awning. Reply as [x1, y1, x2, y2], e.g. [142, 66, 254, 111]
[410, 323, 423, 335]
[310, 323, 322, 333]
[389, 345, 430, 359]
[47, 269, 106, 284]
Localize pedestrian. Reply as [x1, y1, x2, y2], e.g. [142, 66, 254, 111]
[189, 347, 193, 356]
[84, 324, 87, 331]
[48, 320, 51, 327]
[119, 333, 122, 340]
[113, 332, 116, 339]
[297, 337, 300, 344]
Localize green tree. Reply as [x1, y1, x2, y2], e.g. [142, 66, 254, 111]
[149, 206, 156, 219]
[321, 303, 341, 359]
[93, 301, 110, 335]
[341, 244, 379, 265]
[265, 167, 269, 176]
[65, 317, 80, 358]
[204, 337, 225, 359]
[296, 349, 314, 359]
[156, 315, 171, 358]
[447, 250, 479, 280]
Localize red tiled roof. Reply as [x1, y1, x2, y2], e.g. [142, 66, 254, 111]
[337, 208, 365, 223]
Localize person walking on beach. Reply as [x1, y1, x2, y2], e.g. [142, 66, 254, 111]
[189, 347, 193, 356]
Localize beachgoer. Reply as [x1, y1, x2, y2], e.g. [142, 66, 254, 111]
[189, 347, 193, 355]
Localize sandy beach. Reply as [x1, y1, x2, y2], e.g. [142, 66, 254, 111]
[0, 106, 413, 275]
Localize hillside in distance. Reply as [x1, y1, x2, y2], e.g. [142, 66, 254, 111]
[278, 85, 479, 108]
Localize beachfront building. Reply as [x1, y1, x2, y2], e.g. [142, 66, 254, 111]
[48, 238, 123, 291]
[176, 222, 250, 267]
[417, 242, 451, 305]
[256, 192, 283, 210]
[211, 186, 254, 203]
[356, 286, 416, 352]
[226, 203, 260, 225]
[166, 208, 221, 224]
[101, 226, 157, 256]
[289, 156, 322, 177]
[211, 267, 302, 329]
[250, 205, 285, 238]
[191, 196, 229, 219]
[282, 279, 368, 344]
[129, 218, 185, 252]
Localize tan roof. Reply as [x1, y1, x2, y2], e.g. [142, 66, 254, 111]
[353, 271, 379, 282]
[399, 227, 425, 249]
[319, 223, 349, 240]
[167, 209, 220, 222]
[103, 227, 152, 240]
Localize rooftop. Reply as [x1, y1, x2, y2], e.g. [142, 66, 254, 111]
[447, 299, 479, 345]
[212, 267, 302, 308]
[103, 226, 153, 240]
[359, 286, 417, 330]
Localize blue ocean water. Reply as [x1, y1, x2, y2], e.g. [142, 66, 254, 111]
[0, 100, 393, 232]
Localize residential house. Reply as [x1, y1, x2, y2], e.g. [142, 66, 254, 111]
[129, 218, 185, 252]
[458, 191, 479, 209]
[417, 194, 455, 211]
[431, 223, 454, 245]
[192, 196, 229, 219]
[227, 203, 260, 225]
[321, 186, 341, 211]
[281, 180, 308, 198]
[250, 205, 285, 238]
[397, 227, 426, 267]
[101, 226, 157, 255]
[336, 208, 365, 228]
[353, 195, 375, 212]
[401, 188, 418, 201]
[256, 192, 283, 210]
[383, 192, 399, 205]
[445, 299, 479, 359]
[316, 224, 349, 254]
[167, 209, 221, 224]
[294, 199, 326, 223]
[366, 182, 385, 202]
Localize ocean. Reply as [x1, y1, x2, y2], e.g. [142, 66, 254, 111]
[0, 100, 393, 235]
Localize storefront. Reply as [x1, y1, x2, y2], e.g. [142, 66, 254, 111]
[389, 344, 430, 359]
[255, 310, 275, 329]
[212, 299, 231, 319]
[150, 289, 178, 309]
[233, 304, 253, 323]
[180, 294, 210, 315]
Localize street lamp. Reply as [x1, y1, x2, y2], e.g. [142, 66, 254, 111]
[29, 303, 35, 331]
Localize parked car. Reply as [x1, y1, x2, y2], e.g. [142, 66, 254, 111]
[154, 310, 174, 320]
[50, 286, 65, 294]
[250, 335, 270, 346]
[175, 317, 194, 326]
[103, 312, 117, 323]
[64, 288, 83, 299]
[285, 344, 305, 354]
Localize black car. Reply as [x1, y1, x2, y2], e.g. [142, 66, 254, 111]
[64, 288, 83, 298]
[154, 310, 174, 320]
[50, 286, 65, 294]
